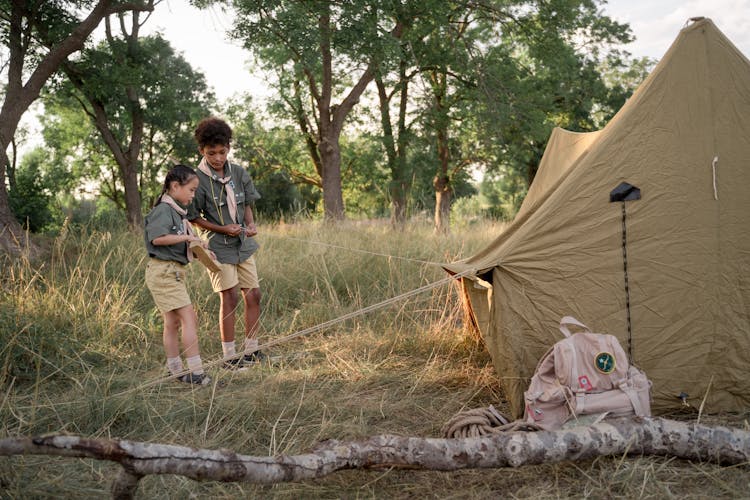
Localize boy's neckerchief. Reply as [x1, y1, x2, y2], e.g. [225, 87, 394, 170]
[160, 194, 195, 262]
[198, 158, 237, 224]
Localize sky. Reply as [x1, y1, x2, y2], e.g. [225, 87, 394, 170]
[141, 0, 750, 103]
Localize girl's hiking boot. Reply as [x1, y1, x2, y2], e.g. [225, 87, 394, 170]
[176, 372, 211, 385]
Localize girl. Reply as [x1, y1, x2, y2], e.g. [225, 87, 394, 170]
[144, 164, 211, 385]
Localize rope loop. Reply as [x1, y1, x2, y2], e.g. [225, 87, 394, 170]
[441, 405, 543, 438]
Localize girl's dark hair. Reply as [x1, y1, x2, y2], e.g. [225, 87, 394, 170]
[156, 164, 197, 205]
[194, 117, 232, 148]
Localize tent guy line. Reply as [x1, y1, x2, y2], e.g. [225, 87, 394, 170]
[269, 234, 449, 267]
[117, 268, 475, 398]
[10, 268, 476, 406]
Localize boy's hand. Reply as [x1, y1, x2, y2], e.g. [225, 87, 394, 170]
[224, 223, 243, 236]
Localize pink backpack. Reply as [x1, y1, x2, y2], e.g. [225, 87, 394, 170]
[523, 316, 651, 430]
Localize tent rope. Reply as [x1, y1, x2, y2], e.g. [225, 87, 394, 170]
[269, 234, 447, 267]
[104, 268, 475, 398]
[258, 269, 472, 350]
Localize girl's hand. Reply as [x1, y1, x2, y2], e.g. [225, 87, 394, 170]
[224, 223, 243, 236]
[244, 223, 258, 237]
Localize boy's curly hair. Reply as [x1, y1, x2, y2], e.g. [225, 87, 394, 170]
[194, 117, 232, 148]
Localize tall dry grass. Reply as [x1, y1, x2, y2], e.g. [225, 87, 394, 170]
[0, 218, 747, 498]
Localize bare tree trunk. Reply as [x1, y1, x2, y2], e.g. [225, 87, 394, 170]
[431, 71, 451, 234]
[318, 134, 346, 222]
[433, 174, 451, 234]
[376, 60, 412, 230]
[391, 191, 408, 229]
[2, 417, 749, 498]
[310, 9, 404, 223]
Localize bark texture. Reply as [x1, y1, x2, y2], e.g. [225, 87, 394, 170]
[1, 417, 748, 498]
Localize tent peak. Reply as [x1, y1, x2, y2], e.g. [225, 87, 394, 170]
[682, 16, 712, 31]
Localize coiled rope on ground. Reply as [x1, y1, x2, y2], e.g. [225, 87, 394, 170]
[441, 405, 542, 438]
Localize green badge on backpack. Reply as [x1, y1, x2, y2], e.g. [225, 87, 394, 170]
[595, 352, 615, 373]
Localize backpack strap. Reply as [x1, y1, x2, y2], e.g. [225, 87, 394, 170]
[619, 379, 647, 416]
[559, 316, 591, 337]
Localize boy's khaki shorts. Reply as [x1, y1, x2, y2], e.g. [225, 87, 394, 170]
[208, 255, 259, 292]
[145, 258, 191, 313]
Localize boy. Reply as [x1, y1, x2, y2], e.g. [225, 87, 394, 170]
[188, 116, 267, 369]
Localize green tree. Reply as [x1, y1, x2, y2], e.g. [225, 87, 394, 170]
[197, 0, 404, 221]
[371, 3, 421, 228]
[402, 0, 637, 232]
[471, 1, 643, 187]
[224, 96, 313, 218]
[49, 12, 212, 227]
[0, 0, 153, 254]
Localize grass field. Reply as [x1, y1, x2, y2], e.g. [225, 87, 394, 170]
[1, 219, 748, 498]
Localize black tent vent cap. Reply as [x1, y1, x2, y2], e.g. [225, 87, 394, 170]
[610, 182, 641, 202]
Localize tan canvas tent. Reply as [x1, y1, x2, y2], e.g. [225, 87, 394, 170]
[446, 18, 750, 418]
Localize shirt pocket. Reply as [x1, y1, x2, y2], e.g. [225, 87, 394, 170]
[234, 190, 245, 205]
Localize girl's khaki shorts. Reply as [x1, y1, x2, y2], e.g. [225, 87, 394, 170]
[145, 258, 191, 313]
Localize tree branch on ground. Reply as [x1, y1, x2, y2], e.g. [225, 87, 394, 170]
[1, 417, 748, 499]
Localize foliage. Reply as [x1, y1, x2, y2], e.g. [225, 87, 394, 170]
[213, 0, 407, 220]
[190, 0, 648, 229]
[7, 148, 54, 232]
[42, 30, 214, 219]
[451, 171, 527, 222]
[464, 1, 649, 189]
[0, 0, 156, 256]
[338, 133, 391, 218]
[4, 0, 654, 234]
[224, 96, 314, 218]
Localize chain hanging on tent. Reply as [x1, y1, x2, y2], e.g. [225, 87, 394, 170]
[609, 182, 641, 361]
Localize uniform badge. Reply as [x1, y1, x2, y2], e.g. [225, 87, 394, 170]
[595, 352, 616, 373]
[578, 375, 593, 391]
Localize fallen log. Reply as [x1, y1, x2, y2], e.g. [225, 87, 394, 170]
[1, 416, 748, 498]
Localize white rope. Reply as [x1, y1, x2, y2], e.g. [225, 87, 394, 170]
[104, 268, 476, 397]
[712, 155, 718, 200]
[258, 268, 473, 350]
[272, 234, 444, 266]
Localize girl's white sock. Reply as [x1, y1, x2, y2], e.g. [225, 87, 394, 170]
[167, 357, 184, 376]
[186, 355, 205, 375]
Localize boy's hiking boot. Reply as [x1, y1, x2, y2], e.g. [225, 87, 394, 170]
[176, 372, 211, 386]
[222, 356, 250, 371]
[242, 350, 270, 365]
